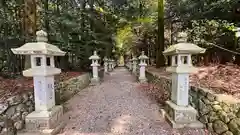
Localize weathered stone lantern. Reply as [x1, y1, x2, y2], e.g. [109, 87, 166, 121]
[132, 56, 138, 74]
[103, 57, 108, 73]
[129, 59, 133, 71]
[138, 51, 148, 83]
[89, 51, 100, 85]
[111, 59, 115, 69]
[162, 32, 205, 128]
[114, 60, 117, 68]
[108, 59, 112, 72]
[11, 30, 66, 134]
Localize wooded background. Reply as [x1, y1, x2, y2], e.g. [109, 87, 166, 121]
[0, 0, 240, 78]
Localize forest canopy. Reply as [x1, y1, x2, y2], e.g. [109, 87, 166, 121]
[0, 0, 240, 76]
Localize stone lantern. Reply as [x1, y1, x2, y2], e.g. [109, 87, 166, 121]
[89, 51, 100, 85]
[129, 59, 133, 71]
[111, 59, 115, 69]
[162, 32, 205, 128]
[11, 30, 66, 134]
[113, 60, 115, 68]
[103, 57, 108, 73]
[108, 59, 112, 72]
[138, 51, 148, 83]
[132, 56, 138, 74]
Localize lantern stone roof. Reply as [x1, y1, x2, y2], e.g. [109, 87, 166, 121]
[89, 51, 100, 60]
[132, 57, 138, 61]
[138, 51, 149, 60]
[163, 43, 206, 56]
[23, 67, 61, 77]
[163, 32, 205, 55]
[103, 57, 108, 61]
[11, 30, 66, 56]
[11, 42, 66, 56]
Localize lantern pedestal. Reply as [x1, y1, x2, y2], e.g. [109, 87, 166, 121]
[138, 64, 147, 83]
[162, 101, 203, 129]
[90, 77, 100, 85]
[90, 65, 100, 85]
[19, 106, 65, 135]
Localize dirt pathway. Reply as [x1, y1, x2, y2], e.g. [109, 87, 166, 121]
[58, 67, 207, 135]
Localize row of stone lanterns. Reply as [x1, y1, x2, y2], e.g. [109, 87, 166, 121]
[126, 51, 149, 83]
[89, 52, 117, 85]
[104, 57, 116, 72]
[10, 28, 205, 134]
[126, 32, 206, 129]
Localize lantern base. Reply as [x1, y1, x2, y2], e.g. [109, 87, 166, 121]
[90, 77, 100, 85]
[139, 77, 147, 83]
[162, 101, 204, 129]
[18, 105, 64, 135]
[108, 67, 113, 72]
[132, 70, 137, 75]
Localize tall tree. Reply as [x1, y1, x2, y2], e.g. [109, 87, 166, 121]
[44, 0, 49, 35]
[24, 0, 37, 69]
[156, 0, 165, 68]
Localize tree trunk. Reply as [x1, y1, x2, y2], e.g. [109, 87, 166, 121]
[156, 0, 165, 68]
[24, 0, 37, 69]
[44, 0, 50, 35]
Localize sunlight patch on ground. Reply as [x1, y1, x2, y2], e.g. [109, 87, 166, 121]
[110, 114, 132, 134]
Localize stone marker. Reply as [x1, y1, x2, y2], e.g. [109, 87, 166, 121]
[162, 32, 205, 128]
[11, 30, 66, 135]
[129, 59, 133, 71]
[108, 59, 112, 71]
[103, 57, 108, 73]
[111, 60, 115, 69]
[138, 51, 148, 83]
[114, 60, 117, 68]
[89, 51, 100, 85]
[132, 56, 138, 74]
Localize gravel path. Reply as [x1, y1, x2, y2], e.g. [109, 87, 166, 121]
[58, 67, 208, 135]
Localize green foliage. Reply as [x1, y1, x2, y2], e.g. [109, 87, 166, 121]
[187, 19, 235, 49]
[2, 0, 240, 74]
[0, 0, 124, 72]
